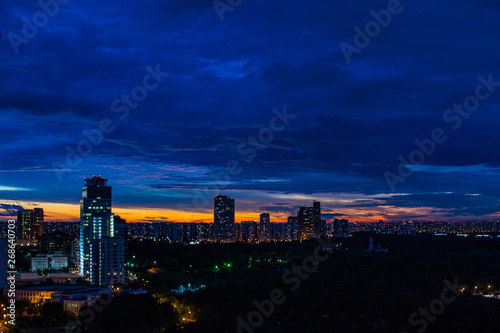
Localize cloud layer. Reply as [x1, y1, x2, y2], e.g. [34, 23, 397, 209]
[2, 0, 500, 221]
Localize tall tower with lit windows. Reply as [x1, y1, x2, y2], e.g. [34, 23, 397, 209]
[17, 208, 44, 245]
[259, 213, 271, 242]
[214, 195, 235, 242]
[80, 176, 124, 285]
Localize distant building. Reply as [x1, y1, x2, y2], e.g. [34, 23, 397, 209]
[271, 223, 286, 241]
[286, 216, 300, 241]
[31, 252, 68, 272]
[240, 221, 258, 242]
[128, 222, 154, 238]
[234, 222, 242, 241]
[214, 195, 235, 242]
[366, 237, 388, 253]
[38, 233, 75, 255]
[127, 222, 213, 242]
[43, 222, 80, 238]
[299, 206, 314, 240]
[114, 216, 128, 263]
[367, 237, 374, 251]
[152, 222, 173, 240]
[174, 223, 198, 242]
[259, 213, 271, 242]
[334, 219, 349, 238]
[313, 201, 323, 237]
[195, 223, 212, 241]
[17, 208, 44, 245]
[297, 201, 323, 240]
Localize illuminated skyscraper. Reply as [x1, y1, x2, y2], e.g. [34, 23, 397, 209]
[80, 176, 124, 285]
[80, 176, 111, 277]
[214, 195, 235, 242]
[17, 208, 44, 245]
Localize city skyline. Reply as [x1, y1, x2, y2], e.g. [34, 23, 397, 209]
[4, 174, 500, 224]
[4, 187, 500, 224]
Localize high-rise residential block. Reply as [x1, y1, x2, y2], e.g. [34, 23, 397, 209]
[17, 208, 44, 245]
[214, 195, 235, 242]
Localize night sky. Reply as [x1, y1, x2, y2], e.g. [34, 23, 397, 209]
[2, 0, 500, 223]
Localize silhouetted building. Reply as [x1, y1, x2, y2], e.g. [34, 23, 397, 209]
[259, 213, 271, 242]
[43, 222, 79, 238]
[298, 201, 323, 239]
[174, 223, 198, 242]
[240, 221, 258, 242]
[214, 195, 235, 242]
[334, 219, 349, 237]
[313, 201, 323, 236]
[196, 223, 212, 241]
[114, 216, 128, 264]
[17, 208, 44, 245]
[38, 233, 76, 256]
[286, 216, 300, 241]
[299, 206, 314, 240]
[38, 232, 76, 267]
[271, 223, 286, 241]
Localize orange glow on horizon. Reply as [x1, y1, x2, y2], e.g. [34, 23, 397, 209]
[0, 200, 472, 223]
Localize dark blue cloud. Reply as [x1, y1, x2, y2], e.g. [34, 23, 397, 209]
[1, 0, 500, 220]
[0, 203, 25, 216]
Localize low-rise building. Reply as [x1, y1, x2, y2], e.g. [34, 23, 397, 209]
[4, 285, 90, 303]
[51, 287, 112, 313]
[30, 252, 69, 272]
